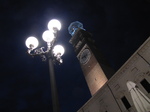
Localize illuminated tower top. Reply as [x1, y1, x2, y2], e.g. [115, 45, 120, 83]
[68, 21, 85, 36]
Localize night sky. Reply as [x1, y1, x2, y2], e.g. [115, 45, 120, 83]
[0, 0, 150, 112]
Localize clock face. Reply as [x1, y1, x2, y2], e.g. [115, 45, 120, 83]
[80, 49, 91, 64]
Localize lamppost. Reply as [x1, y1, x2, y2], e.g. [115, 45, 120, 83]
[25, 19, 64, 112]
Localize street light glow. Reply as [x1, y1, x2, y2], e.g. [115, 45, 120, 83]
[53, 45, 65, 56]
[42, 30, 55, 43]
[48, 19, 61, 33]
[25, 36, 39, 49]
[25, 19, 64, 112]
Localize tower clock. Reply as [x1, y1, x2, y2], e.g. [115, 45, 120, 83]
[79, 48, 91, 64]
[68, 21, 114, 95]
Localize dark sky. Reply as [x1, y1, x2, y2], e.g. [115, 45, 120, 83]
[0, 0, 150, 112]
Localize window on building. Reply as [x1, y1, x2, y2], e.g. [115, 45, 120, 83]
[140, 79, 150, 93]
[121, 96, 131, 109]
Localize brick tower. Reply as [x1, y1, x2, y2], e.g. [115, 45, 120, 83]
[68, 21, 114, 95]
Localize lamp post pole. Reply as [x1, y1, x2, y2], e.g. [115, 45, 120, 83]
[48, 53, 60, 112]
[25, 19, 64, 112]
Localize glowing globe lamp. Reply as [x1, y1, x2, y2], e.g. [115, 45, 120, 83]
[25, 36, 39, 49]
[53, 45, 65, 56]
[48, 19, 61, 32]
[42, 30, 55, 43]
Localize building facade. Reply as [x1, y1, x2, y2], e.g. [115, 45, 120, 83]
[77, 37, 150, 112]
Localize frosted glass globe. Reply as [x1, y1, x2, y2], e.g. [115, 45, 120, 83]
[53, 45, 65, 56]
[48, 19, 61, 32]
[42, 30, 55, 42]
[25, 36, 39, 49]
